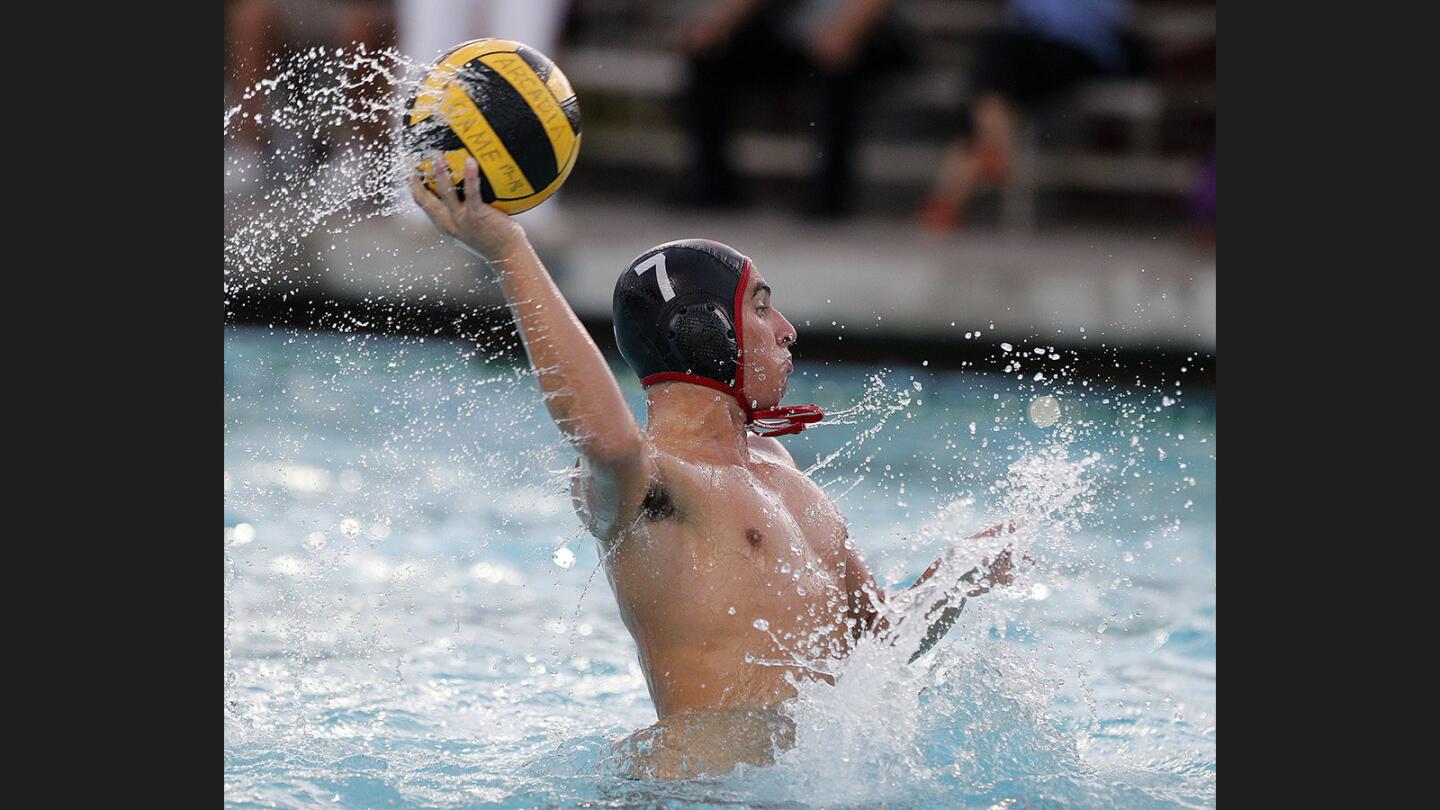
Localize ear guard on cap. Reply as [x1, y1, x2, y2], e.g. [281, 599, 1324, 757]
[664, 300, 737, 384]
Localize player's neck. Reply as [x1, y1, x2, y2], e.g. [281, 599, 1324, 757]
[646, 382, 750, 463]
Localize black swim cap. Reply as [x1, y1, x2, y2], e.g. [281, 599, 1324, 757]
[614, 238, 746, 390]
[613, 238, 824, 437]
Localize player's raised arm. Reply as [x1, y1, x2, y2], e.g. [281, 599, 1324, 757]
[409, 158, 649, 487]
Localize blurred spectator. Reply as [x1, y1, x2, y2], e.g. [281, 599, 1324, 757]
[1190, 149, 1215, 243]
[1161, 33, 1216, 245]
[225, 0, 395, 146]
[674, 0, 915, 218]
[917, 0, 1142, 231]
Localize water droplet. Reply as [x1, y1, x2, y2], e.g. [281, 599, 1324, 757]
[552, 547, 575, 569]
[230, 523, 255, 546]
[1028, 395, 1061, 428]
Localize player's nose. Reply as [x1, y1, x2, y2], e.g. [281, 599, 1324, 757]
[776, 310, 797, 347]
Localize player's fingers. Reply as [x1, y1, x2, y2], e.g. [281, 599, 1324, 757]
[434, 152, 462, 210]
[409, 173, 456, 233]
[464, 167, 513, 227]
[462, 156, 482, 212]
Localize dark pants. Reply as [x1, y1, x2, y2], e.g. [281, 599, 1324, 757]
[957, 28, 1147, 135]
[684, 11, 912, 209]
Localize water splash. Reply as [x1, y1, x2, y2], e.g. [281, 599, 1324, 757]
[225, 46, 426, 288]
[764, 438, 1102, 800]
[805, 370, 912, 502]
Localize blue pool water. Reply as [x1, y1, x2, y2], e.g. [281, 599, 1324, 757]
[224, 324, 1215, 808]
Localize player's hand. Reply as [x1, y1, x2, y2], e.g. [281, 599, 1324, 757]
[409, 155, 528, 263]
[966, 548, 1034, 597]
[967, 522, 1016, 540]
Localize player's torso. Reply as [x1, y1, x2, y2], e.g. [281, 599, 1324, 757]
[603, 445, 855, 717]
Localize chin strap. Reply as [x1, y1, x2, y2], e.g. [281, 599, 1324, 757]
[746, 403, 825, 437]
[639, 374, 824, 437]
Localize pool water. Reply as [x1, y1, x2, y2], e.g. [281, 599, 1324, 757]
[224, 324, 1215, 808]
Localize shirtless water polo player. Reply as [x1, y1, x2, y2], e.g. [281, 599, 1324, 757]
[410, 158, 1018, 778]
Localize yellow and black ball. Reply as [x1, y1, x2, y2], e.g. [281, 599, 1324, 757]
[404, 38, 581, 214]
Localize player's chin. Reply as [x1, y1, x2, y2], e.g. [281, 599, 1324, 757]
[755, 379, 789, 410]
[775, 373, 791, 402]
[753, 358, 791, 405]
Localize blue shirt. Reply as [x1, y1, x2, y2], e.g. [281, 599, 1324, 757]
[1008, 0, 1131, 70]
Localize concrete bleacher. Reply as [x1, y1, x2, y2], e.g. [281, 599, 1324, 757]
[559, 0, 1216, 230]
[248, 198, 1216, 363]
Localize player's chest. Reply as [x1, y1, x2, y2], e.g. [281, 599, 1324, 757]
[701, 462, 846, 563]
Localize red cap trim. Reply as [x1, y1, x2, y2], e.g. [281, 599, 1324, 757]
[639, 258, 824, 437]
[640, 372, 739, 399]
[732, 258, 752, 411]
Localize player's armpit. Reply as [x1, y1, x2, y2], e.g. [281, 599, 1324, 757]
[571, 448, 657, 542]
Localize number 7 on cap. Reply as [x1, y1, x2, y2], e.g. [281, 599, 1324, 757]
[633, 253, 675, 301]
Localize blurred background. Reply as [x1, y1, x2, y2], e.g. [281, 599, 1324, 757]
[224, 0, 1215, 372]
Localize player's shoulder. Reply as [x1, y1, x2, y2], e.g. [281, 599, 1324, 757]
[645, 440, 715, 491]
[747, 434, 797, 468]
[648, 434, 794, 472]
